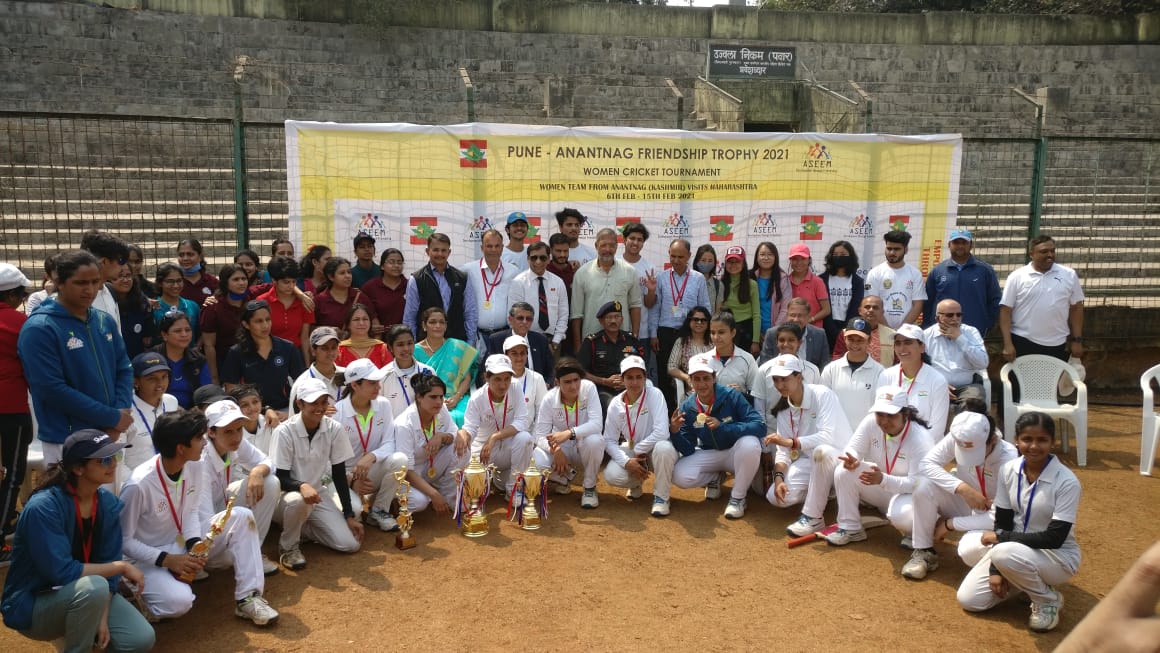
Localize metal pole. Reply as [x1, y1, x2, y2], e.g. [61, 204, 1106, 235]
[232, 56, 250, 249]
[459, 68, 475, 122]
[1012, 87, 1047, 243]
[849, 81, 871, 133]
[665, 78, 684, 130]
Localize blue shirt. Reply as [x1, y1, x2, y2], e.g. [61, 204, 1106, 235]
[402, 267, 478, 342]
[923, 255, 1001, 336]
[650, 268, 711, 335]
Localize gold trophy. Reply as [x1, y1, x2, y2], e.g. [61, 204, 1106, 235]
[394, 467, 416, 550]
[177, 495, 234, 584]
[511, 456, 550, 530]
[454, 454, 496, 537]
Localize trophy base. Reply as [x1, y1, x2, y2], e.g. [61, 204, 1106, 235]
[463, 515, 489, 538]
[521, 509, 541, 531]
[395, 532, 417, 550]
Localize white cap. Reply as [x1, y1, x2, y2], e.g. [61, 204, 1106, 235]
[204, 399, 245, 428]
[0, 264, 32, 292]
[869, 385, 911, 415]
[765, 354, 803, 378]
[619, 355, 647, 374]
[344, 358, 387, 384]
[485, 354, 515, 376]
[502, 334, 529, 353]
[296, 378, 331, 403]
[895, 323, 925, 343]
[950, 412, 991, 468]
[687, 354, 716, 377]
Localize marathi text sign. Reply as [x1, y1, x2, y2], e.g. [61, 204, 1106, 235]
[707, 44, 795, 79]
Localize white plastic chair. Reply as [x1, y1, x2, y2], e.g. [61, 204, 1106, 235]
[1000, 355, 1088, 466]
[1141, 363, 1160, 476]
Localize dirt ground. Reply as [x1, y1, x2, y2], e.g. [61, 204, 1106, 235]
[2, 403, 1157, 653]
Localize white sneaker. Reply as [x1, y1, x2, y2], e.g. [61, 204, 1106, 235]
[1029, 590, 1063, 632]
[368, 508, 400, 533]
[786, 514, 825, 537]
[261, 555, 279, 576]
[580, 487, 599, 509]
[824, 528, 868, 546]
[704, 473, 723, 500]
[899, 535, 913, 550]
[553, 481, 572, 496]
[650, 496, 670, 517]
[626, 486, 643, 500]
[279, 547, 306, 571]
[235, 592, 279, 626]
[901, 549, 939, 580]
[724, 497, 746, 520]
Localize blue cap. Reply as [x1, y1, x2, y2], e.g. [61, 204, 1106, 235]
[506, 211, 529, 225]
[948, 228, 973, 242]
[132, 352, 169, 378]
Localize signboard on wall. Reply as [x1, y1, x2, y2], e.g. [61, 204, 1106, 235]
[707, 44, 796, 80]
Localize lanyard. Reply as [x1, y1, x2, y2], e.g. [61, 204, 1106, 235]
[480, 261, 504, 303]
[71, 491, 98, 563]
[397, 376, 412, 406]
[488, 392, 508, 430]
[882, 419, 911, 476]
[353, 409, 374, 455]
[787, 405, 803, 441]
[898, 363, 922, 395]
[155, 458, 185, 536]
[133, 404, 156, 437]
[624, 388, 646, 446]
[1017, 456, 1053, 532]
[309, 368, 340, 400]
[976, 466, 987, 500]
[669, 269, 690, 307]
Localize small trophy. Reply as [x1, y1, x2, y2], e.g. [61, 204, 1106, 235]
[508, 457, 550, 530]
[454, 454, 496, 537]
[394, 467, 416, 550]
[177, 495, 234, 584]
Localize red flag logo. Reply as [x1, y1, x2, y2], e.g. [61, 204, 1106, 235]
[709, 215, 734, 242]
[410, 216, 438, 245]
[460, 140, 487, 168]
[800, 215, 824, 241]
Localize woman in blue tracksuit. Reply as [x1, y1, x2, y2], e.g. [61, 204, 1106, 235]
[670, 353, 766, 520]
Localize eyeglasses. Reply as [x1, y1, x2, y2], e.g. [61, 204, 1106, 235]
[938, 312, 963, 318]
[161, 278, 184, 285]
[99, 451, 124, 467]
[511, 315, 533, 322]
[528, 255, 548, 262]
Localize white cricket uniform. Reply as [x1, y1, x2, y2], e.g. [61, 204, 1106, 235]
[269, 415, 359, 553]
[601, 385, 677, 500]
[393, 403, 466, 513]
[707, 348, 765, 415]
[200, 439, 279, 545]
[287, 365, 344, 417]
[865, 262, 927, 329]
[906, 435, 1018, 554]
[461, 383, 532, 494]
[957, 455, 1082, 609]
[120, 455, 264, 618]
[513, 369, 549, 426]
[119, 393, 179, 489]
[466, 258, 513, 335]
[820, 354, 884, 430]
[754, 357, 819, 432]
[333, 396, 406, 516]
[832, 413, 936, 532]
[379, 360, 436, 418]
[243, 415, 275, 455]
[1000, 262, 1084, 347]
[878, 364, 950, 436]
[764, 385, 853, 521]
[531, 381, 604, 489]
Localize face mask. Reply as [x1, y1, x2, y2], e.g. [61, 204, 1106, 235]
[228, 290, 248, 301]
[181, 262, 203, 275]
[830, 256, 853, 270]
[695, 262, 716, 275]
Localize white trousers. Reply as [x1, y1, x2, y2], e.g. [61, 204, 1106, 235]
[352, 451, 408, 513]
[603, 441, 678, 500]
[833, 460, 910, 533]
[277, 484, 361, 553]
[410, 444, 468, 514]
[764, 446, 837, 523]
[905, 476, 996, 550]
[138, 506, 265, 618]
[477, 431, 534, 494]
[532, 433, 605, 489]
[672, 436, 762, 501]
[225, 474, 280, 545]
[957, 541, 1078, 609]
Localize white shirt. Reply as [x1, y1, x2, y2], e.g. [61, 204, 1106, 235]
[995, 455, 1082, 570]
[919, 434, 1018, 532]
[820, 355, 884, 431]
[461, 383, 530, 454]
[534, 381, 602, 452]
[244, 415, 275, 456]
[827, 275, 854, 322]
[602, 385, 670, 465]
[393, 403, 458, 475]
[622, 256, 657, 340]
[466, 258, 513, 332]
[844, 413, 936, 495]
[569, 243, 597, 266]
[509, 268, 569, 345]
[771, 384, 853, 467]
[513, 369, 549, 426]
[707, 348, 763, 398]
[93, 284, 122, 331]
[120, 454, 205, 562]
[269, 415, 354, 487]
[288, 364, 344, 417]
[379, 360, 436, 418]
[199, 439, 272, 520]
[878, 363, 950, 434]
[923, 323, 989, 387]
[124, 393, 179, 472]
[333, 396, 397, 471]
[1000, 263, 1084, 347]
[753, 356, 818, 429]
[501, 246, 528, 273]
[865, 262, 927, 328]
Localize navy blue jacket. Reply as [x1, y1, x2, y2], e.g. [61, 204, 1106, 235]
[923, 256, 1001, 335]
[672, 384, 766, 456]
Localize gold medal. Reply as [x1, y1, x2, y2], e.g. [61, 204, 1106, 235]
[427, 467, 437, 478]
[483, 300, 492, 310]
[789, 448, 800, 462]
[695, 413, 707, 426]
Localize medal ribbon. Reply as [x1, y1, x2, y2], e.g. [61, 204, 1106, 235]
[898, 363, 922, 395]
[488, 392, 508, 430]
[562, 400, 578, 430]
[421, 416, 436, 472]
[480, 261, 504, 304]
[695, 395, 714, 418]
[669, 269, 690, 308]
[976, 467, 987, 500]
[155, 458, 185, 536]
[624, 388, 646, 446]
[71, 491, 99, 563]
[882, 419, 912, 476]
[353, 410, 374, 455]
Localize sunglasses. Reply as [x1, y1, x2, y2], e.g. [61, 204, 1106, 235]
[528, 255, 549, 262]
[99, 451, 125, 467]
[689, 317, 709, 323]
[511, 315, 533, 322]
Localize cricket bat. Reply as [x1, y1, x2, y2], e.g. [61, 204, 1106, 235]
[786, 514, 891, 548]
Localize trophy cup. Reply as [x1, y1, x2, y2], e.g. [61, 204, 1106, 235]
[394, 467, 416, 550]
[454, 454, 495, 537]
[509, 457, 550, 530]
[177, 495, 234, 583]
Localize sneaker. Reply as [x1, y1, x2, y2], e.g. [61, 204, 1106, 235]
[580, 487, 599, 509]
[235, 592, 279, 626]
[553, 481, 572, 496]
[368, 508, 400, 533]
[626, 486, 643, 501]
[650, 496, 670, 517]
[1029, 590, 1063, 632]
[786, 514, 825, 537]
[899, 535, 913, 550]
[824, 528, 868, 546]
[279, 547, 306, 571]
[724, 497, 746, 520]
[704, 473, 723, 500]
[901, 548, 939, 580]
[261, 555, 280, 576]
